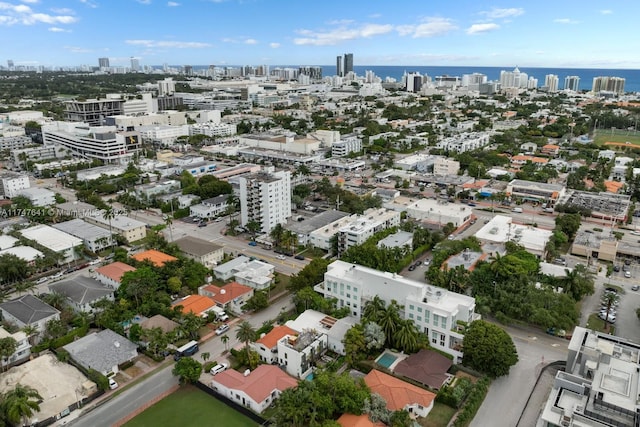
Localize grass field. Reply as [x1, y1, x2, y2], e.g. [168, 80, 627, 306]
[592, 129, 640, 147]
[419, 402, 458, 427]
[123, 386, 258, 427]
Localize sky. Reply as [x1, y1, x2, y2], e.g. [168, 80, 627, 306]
[2, 0, 640, 69]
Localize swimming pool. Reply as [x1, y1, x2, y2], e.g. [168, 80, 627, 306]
[376, 352, 398, 369]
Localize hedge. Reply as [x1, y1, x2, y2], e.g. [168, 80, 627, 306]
[32, 325, 90, 353]
[436, 377, 473, 409]
[452, 377, 491, 427]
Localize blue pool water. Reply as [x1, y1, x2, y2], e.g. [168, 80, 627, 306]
[305, 372, 314, 381]
[377, 353, 398, 369]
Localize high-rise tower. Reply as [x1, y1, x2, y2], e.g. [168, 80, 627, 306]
[98, 57, 110, 69]
[343, 53, 353, 75]
[336, 55, 343, 77]
[564, 76, 580, 91]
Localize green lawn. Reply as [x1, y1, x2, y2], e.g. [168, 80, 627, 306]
[123, 386, 258, 427]
[419, 402, 457, 427]
[592, 129, 640, 146]
[586, 313, 615, 335]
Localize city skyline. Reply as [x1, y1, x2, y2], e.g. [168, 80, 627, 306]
[1, 0, 640, 69]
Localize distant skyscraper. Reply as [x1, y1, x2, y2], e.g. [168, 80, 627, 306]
[344, 53, 354, 75]
[130, 57, 140, 72]
[544, 74, 559, 93]
[184, 65, 193, 76]
[7, 59, 14, 69]
[299, 66, 322, 80]
[592, 76, 625, 94]
[499, 66, 528, 88]
[98, 57, 110, 69]
[336, 55, 343, 77]
[564, 76, 580, 91]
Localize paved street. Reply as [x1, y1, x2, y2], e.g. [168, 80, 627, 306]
[471, 325, 569, 427]
[68, 296, 293, 427]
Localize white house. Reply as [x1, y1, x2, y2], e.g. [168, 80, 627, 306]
[277, 329, 328, 379]
[0, 295, 60, 344]
[0, 327, 30, 368]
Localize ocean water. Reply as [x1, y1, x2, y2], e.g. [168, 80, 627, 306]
[188, 65, 640, 93]
[321, 65, 640, 93]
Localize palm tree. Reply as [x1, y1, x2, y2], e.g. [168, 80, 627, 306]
[225, 194, 239, 226]
[221, 335, 229, 352]
[0, 337, 17, 372]
[21, 325, 38, 346]
[394, 320, 419, 353]
[200, 352, 210, 364]
[42, 292, 66, 311]
[236, 320, 256, 361]
[602, 292, 619, 332]
[165, 215, 174, 242]
[2, 384, 42, 426]
[103, 206, 116, 253]
[362, 296, 386, 323]
[180, 313, 203, 341]
[379, 300, 402, 347]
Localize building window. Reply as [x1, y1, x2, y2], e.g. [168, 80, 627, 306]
[433, 314, 439, 326]
[440, 334, 445, 347]
[441, 318, 447, 329]
[409, 304, 414, 311]
[417, 307, 422, 313]
[417, 316, 422, 322]
[424, 311, 430, 324]
[431, 331, 438, 344]
[409, 313, 414, 319]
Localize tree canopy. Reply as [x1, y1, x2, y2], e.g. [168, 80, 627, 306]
[462, 320, 518, 377]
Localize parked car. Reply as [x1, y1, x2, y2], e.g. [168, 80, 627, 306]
[198, 222, 207, 228]
[423, 259, 431, 266]
[598, 312, 616, 323]
[632, 285, 639, 291]
[215, 324, 230, 335]
[210, 363, 228, 375]
[625, 271, 632, 278]
[294, 255, 305, 260]
[613, 265, 620, 272]
[248, 241, 257, 246]
[108, 378, 118, 390]
[276, 254, 286, 260]
[408, 265, 416, 271]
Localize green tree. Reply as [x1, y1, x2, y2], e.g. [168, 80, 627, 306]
[560, 263, 595, 300]
[343, 324, 366, 367]
[0, 337, 17, 371]
[120, 266, 159, 307]
[236, 320, 256, 362]
[102, 206, 116, 253]
[602, 292, 619, 332]
[2, 384, 42, 426]
[0, 253, 30, 285]
[394, 320, 419, 353]
[172, 357, 203, 385]
[142, 327, 168, 359]
[363, 322, 385, 351]
[362, 296, 386, 324]
[462, 320, 518, 377]
[179, 312, 203, 341]
[555, 213, 581, 241]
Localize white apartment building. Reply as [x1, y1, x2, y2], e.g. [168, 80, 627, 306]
[42, 122, 141, 164]
[105, 111, 187, 130]
[544, 74, 559, 93]
[189, 122, 237, 138]
[19, 224, 83, 264]
[436, 132, 491, 154]
[239, 170, 291, 233]
[239, 133, 321, 155]
[506, 179, 566, 205]
[84, 212, 147, 243]
[0, 173, 30, 198]
[314, 261, 478, 362]
[157, 78, 176, 96]
[433, 157, 461, 175]
[52, 219, 114, 253]
[331, 136, 362, 157]
[122, 93, 154, 115]
[337, 208, 401, 254]
[138, 125, 189, 146]
[499, 66, 528, 88]
[17, 188, 56, 206]
[394, 154, 435, 172]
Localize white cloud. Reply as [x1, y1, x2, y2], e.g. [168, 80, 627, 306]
[136, 0, 151, 4]
[0, 2, 77, 25]
[167, 1, 179, 6]
[20, 0, 39, 3]
[269, 42, 280, 48]
[480, 7, 524, 19]
[466, 23, 500, 35]
[294, 22, 393, 46]
[48, 26, 70, 32]
[397, 17, 457, 38]
[64, 45, 92, 53]
[244, 38, 257, 45]
[600, 9, 613, 14]
[554, 18, 579, 24]
[78, 0, 98, 7]
[51, 7, 74, 14]
[125, 39, 212, 48]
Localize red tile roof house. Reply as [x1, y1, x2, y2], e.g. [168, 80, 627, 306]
[199, 282, 254, 314]
[364, 369, 436, 419]
[94, 262, 136, 290]
[210, 364, 298, 414]
[171, 295, 218, 318]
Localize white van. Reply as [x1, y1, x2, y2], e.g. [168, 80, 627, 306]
[512, 207, 523, 213]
